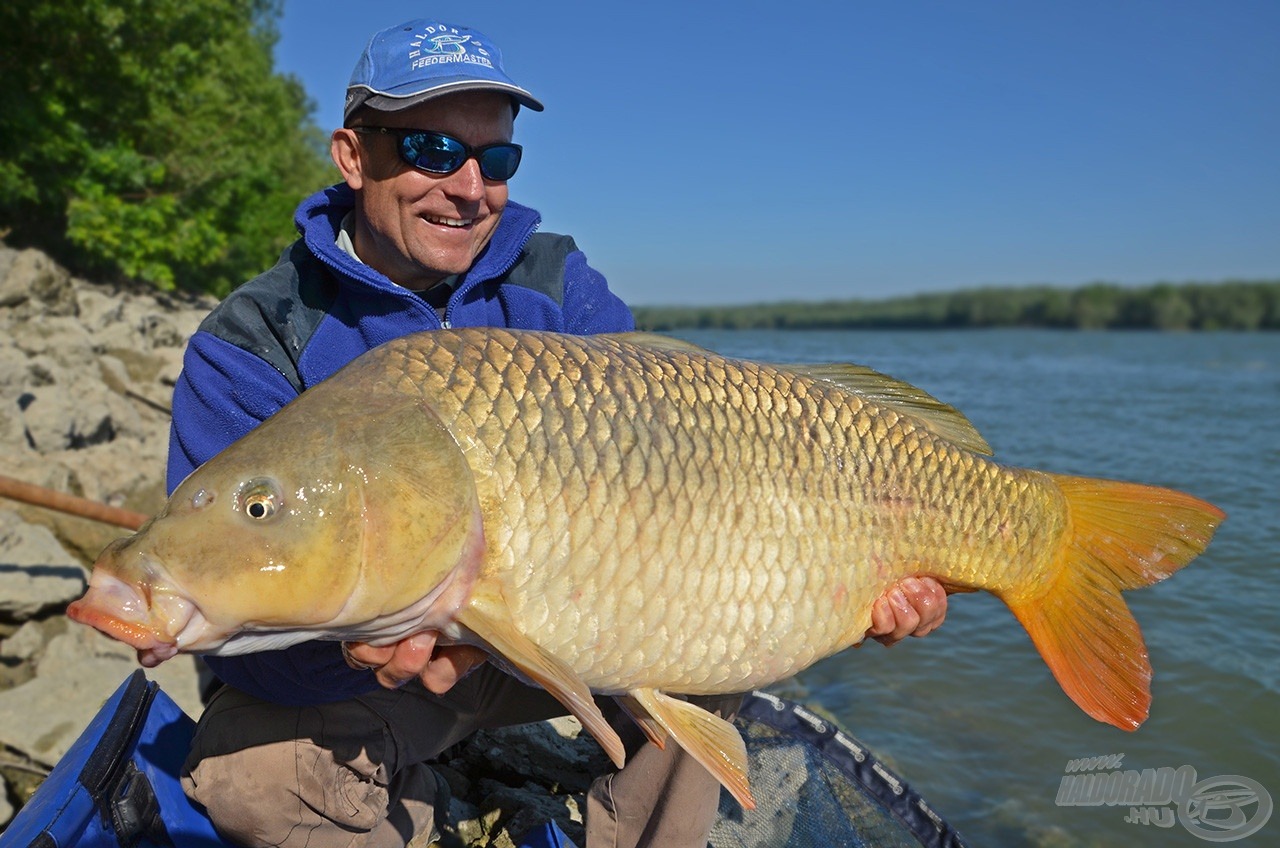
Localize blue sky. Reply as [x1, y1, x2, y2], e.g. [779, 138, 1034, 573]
[277, 0, 1279, 306]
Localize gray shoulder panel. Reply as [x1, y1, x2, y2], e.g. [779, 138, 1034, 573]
[499, 232, 575, 306]
[196, 241, 338, 393]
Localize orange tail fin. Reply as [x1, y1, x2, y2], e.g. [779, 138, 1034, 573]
[1007, 475, 1224, 731]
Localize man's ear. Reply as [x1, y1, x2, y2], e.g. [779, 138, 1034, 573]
[331, 129, 365, 190]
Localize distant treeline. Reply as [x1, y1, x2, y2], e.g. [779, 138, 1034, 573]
[633, 281, 1280, 331]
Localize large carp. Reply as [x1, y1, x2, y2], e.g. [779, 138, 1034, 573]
[68, 328, 1224, 807]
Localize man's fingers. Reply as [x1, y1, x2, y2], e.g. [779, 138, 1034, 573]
[419, 645, 489, 695]
[343, 635, 487, 695]
[342, 640, 395, 671]
[867, 596, 895, 639]
[867, 577, 949, 647]
[876, 586, 920, 646]
[343, 633, 439, 689]
[375, 632, 437, 688]
[906, 577, 948, 636]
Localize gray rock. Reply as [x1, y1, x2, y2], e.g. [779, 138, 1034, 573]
[15, 250, 79, 317]
[475, 778, 585, 848]
[0, 403, 25, 451]
[72, 286, 124, 333]
[39, 623, 205, 719]
[0, 344, 37, 449]
[95, 354, 135, 398]
[4, 316, 95, 362]
[0, 249, 78, 317]
[0, 246, 17, 303]
[434, 715, 605, 846]
[461, 717, 607, 795]
[0, 629, 137, 766]
[0, 624, 203, 767]
[0, 772, 12, 829]
[0, 620, 52, 663]
[19, 382, 124, 454]
[0, 512, 86, 622]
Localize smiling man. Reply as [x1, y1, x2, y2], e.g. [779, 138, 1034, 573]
[338, 92, 517, 292]
[168, 18, 949, 848]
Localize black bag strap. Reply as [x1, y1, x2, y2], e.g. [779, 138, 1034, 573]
[74, 670, 171, 847]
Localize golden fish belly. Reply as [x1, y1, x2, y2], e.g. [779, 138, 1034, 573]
[378, 329, 1068, 695]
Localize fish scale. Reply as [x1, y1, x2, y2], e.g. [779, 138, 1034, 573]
[389, 330, 1060, 694]
[69, 327, 1225, 809]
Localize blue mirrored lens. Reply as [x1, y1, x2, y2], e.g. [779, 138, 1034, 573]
[402, 133, 467, 174]
[476, 146, 522, 181]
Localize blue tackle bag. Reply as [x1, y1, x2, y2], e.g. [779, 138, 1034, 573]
[516, 820, 579, 848]
[1, 670, 231, 847]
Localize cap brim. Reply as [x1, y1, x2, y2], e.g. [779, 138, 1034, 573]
[346, 81, 544, 122]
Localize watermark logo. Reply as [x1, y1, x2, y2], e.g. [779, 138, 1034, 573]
[1056, 754, 1272, 842]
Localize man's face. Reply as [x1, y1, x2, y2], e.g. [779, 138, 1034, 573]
[333, 91, 515, 291]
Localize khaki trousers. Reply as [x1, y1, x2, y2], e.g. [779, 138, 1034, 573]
[181, 666, 742, 848]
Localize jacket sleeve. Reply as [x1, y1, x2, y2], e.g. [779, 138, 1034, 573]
[167, 331, 298, 490]
[561, 249, 635, 335]
[168, 331, 383, 704]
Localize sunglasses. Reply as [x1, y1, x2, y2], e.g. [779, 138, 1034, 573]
[354, 127, 523, 181]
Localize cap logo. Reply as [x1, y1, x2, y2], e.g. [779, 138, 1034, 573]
[407, 25, 495, 72]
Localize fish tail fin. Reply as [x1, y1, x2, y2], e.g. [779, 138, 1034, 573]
[1006, 475, 1224, 731]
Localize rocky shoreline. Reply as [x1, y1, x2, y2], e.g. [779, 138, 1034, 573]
[0, 245, 600, 846]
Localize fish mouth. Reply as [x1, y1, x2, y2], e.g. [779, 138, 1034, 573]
[66, 562, 220, 667]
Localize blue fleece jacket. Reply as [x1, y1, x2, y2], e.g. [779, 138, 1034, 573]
[166, 184, 633, 705]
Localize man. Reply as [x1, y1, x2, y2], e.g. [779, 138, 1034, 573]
[169, 19, 949, 848]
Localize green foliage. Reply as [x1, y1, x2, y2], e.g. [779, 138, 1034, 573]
[0, 0, 335, 295]
[633, 281, 1280, 332]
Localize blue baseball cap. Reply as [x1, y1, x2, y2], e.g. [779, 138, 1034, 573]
[344, 20, 544, 124]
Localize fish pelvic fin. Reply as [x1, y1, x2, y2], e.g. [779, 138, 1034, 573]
[455, 589, 625, 769]
[627, 688, 755, 810]
[613, 693, 669, 749]
[1009, 475, 1225, 731]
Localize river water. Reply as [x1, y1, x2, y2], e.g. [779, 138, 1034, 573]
[673, 329, 1279, 847]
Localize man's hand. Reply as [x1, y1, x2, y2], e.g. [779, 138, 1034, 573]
[866, 577, 948, 646]
[342, 633, 488, 694]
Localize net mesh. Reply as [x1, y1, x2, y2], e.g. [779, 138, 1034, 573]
[709, 692, 971, 848]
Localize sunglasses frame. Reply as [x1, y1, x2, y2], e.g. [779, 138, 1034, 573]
[353, 126, 522, 181]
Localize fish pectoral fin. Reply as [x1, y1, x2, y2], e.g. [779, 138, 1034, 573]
[456, 591, 625, 769]
[613, 693, 668, 749]
[628, 688, 755, 810]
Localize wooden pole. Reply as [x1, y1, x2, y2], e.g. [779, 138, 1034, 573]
[0, 473, 148, 531]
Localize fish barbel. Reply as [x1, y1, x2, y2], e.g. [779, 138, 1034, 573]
[68, 328, 1224, 807]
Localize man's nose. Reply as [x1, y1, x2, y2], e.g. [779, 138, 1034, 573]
[444, 157, 486, 200]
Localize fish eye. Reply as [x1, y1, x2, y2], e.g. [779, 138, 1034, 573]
[237, 478, 283, 521]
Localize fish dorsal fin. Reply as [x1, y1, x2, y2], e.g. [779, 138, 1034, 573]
[599, 334, 992, 455]
[601, 332, 713, 355]
[780, 362, 994, 456]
